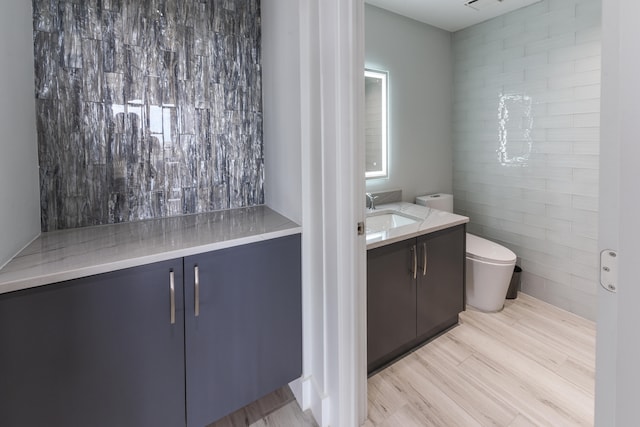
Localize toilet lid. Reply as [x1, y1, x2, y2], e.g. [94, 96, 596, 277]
[466, 233, 517, 264]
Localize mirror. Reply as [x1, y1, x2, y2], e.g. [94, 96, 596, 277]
[365, 69, 388, 179]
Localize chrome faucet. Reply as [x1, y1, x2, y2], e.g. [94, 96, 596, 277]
[366, 193, 378, 210]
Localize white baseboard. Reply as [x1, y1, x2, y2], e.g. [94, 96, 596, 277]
[290, 375, 330, 427]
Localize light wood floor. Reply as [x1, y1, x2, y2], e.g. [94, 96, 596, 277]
[365, 293, 595, 426]
[212, 293, 595, 426]
[208, 386, 318, 427]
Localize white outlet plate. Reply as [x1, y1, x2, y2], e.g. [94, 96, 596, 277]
[600, 249, 618, 293]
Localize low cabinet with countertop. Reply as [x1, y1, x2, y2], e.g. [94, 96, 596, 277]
[367, 224, 465, 373]
[0, 259, 187, 427]
[0, 207, 302, 427]
[184, 235, 302, 426]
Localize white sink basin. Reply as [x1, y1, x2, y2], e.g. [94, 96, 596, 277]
[366, 212, 420, 233]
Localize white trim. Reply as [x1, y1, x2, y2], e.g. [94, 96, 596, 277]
[597, 0, 640, 425]
[354, 2, 368, 422]
[596, 0, 619, 423]
[299, 0, 331, 425]
[290, 375, 331, 424]
[297, 1, 366, 426]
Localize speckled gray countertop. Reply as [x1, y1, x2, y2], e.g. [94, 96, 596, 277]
[366, 202, 469, 250]
[0, 206, 301, 295]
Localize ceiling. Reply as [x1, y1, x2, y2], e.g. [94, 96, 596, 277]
[364, 0, 544, 32]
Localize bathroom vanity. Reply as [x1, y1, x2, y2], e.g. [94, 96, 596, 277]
[366, 203, 468, 373]
[0, 206, 302, 427]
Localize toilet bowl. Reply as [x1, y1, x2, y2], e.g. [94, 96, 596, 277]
[415, 193, 517, 312]
[465, 233, 516, 311]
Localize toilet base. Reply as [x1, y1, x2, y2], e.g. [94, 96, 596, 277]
[465, 257, 515, 312]
[465, 303, 505, 313]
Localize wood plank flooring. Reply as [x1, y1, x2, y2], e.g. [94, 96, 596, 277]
[364, 293, 595, 427]
[208, 386, 317, 427]
[210, 293, 595, 426]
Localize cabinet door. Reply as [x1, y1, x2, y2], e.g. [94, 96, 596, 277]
[0, 260, 186, 427]
[416, 225, 465, 337]
[367, 238, 417, 372]
[184, 234, 302, 427]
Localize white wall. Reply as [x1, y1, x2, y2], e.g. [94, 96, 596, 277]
[364, 5, 453, 202]
[452, 0, 602, 320]
[262, 0, 303, 224]
[0, 0, 41, 268]
[596, 0, 640, 424]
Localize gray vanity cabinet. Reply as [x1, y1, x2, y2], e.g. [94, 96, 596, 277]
[367, 238, 417, 371]
[183, 234, 302, 427]
[0, 259, 186, 427]
[367, 225, 465, 373]
[416, 226, 465, 338]
[0, 234, 302, 427]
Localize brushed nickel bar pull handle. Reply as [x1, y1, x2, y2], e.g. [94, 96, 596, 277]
[423, 242, 427, 276]
[170, 270, 175, 325]
[194, 265, 200, 317]
[412, 245, 417, 280]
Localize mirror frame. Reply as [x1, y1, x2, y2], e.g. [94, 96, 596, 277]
[364, 69, 388, 179]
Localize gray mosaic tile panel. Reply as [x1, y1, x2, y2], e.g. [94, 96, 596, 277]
[33, 0, 263, 232]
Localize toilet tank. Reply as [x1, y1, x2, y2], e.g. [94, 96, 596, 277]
[415, 193, 454, 213]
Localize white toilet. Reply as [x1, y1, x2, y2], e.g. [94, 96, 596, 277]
[415, 194, 517, 312]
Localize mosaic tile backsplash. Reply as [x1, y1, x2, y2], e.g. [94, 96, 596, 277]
[33, 0, 263, 232]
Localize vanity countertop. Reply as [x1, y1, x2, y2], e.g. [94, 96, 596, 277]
[366, 202, 469, 250]
[0, 205, 301, 295]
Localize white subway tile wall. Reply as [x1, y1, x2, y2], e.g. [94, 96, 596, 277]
[452, 0, 601, 320]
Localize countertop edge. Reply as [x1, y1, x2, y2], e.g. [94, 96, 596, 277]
[366, 219, 468, 250]
[365, 202, 470, 251]
[0, 207, 302, 295]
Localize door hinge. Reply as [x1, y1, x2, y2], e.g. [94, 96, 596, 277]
[357, 221, 365, 236]
[600, 249, 618, 293]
